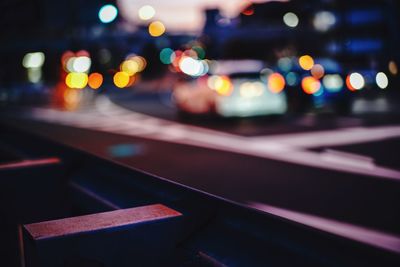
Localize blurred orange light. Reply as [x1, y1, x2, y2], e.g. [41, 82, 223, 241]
[127, 75, 138, 87]
[113, 72, 130, 88]
[88, 73, 103, 89]
[148, 21, 166, 37]
[301, 76, 321, 94]
[311, 64, 325, 79]
[268, 73, 286, 93]
[211, 76, 233, 96]
[388, 61, 398, 75]
[63, 88, 82, 110]
[242, 2, 254, 16]
[346, 75, 355, 91]
[299, 55, 314, 70]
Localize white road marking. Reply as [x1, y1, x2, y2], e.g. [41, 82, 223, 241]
[27, 96, 400, 181]
[250, 126, 400, 148]
[249, 202, 400, 254]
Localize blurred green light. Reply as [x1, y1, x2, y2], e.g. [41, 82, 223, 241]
[159, 48, 175, 64]
[192, 46, 206, 59]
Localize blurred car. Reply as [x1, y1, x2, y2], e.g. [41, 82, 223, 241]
[173, 60, 287, 117]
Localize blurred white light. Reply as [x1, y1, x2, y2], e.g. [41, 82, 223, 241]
[349, 73, 365, 90]
[376, 72, 388, 89]
[198, 60, 209, 76]
[240, 82, 265, 98]
[99, 4, 118, 23]
[27, 68, 42, 83]
[180, 57, 201, 77]
[283, 12, 299, 28]
[138, 5, 156, 20]
[72, 56, 91, 73]
[22, 52, 45, 69]
[313, 11, 336, 32]
[323, 74, 343, 92]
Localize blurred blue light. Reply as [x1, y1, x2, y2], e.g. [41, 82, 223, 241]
[347, 10, 383, 25]
[346, 39, 383, 54]
[108, 144, 143, 158]
[99, 4, 118, 24]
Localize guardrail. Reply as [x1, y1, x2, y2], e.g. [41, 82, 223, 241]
[0, 123, 399, 266]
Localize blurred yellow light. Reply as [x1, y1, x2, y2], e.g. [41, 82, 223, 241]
[88, 73, 103, 89]
[299, 55, 314, 70]
[138, 5, 155, 20]
[268, 73, 286, 93]
[148, 21, 166, 37]
[301, 76, 321, 94]
[311, 64, 325, 79]
[215, 76, 233, 96]
[113, 72, 130, 88]
[65, 72, 88, 89]
[126, 55, 147, 72]
[121, 60, 139, 76]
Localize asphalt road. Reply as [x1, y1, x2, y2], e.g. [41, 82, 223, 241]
[2, 90, 400, 249]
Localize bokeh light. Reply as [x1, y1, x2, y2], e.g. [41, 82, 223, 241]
[159, 48, 175, 64]
[63, 88, 82, 110]
[268, 73, 286, 93]
[208, 75, 233, 96]
[311, 64, 325, 79]
[346, 72, 365, 91]
[240, 82, 265, 98]
[313, 11, 336, 32]
[277, 57, 293, 72]
[286, 72, 299, 86]
[283, 12, 299, 28]
[388, 61, 398, 75]
[132, 56, 147, 72]
[72, 56, 91, 73]
[301, 76, 321, 94]
[299, 55, 314, 70]
[323, 74, 343, 92]
[242, 2, 254, 16]
[376, 72, 388, 89]
[22, 52, 45, 69]
[179, 57, 208, 77]
[121, 60, 139, 76]
[138, 5, 156, 20]
[27, 68, 42, 83]
[98, 4, 118, 24]
[113, 72, 130, 88]
[192, 46, 206, 59]
[65, 73, 88, 89]
[148, 21, 166, 37]
[88, 73, 103, 89]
